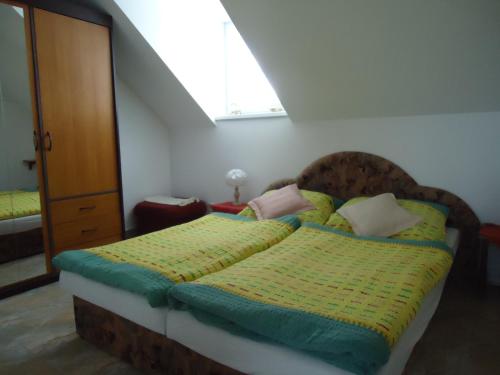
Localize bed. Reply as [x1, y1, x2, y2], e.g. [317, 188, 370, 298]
[56, 212, 300, 335]
[168, 228, 460, 375]
[63, 152, 480, 375]
[0, 190, 43, 263]
[65, 226, 459, 373]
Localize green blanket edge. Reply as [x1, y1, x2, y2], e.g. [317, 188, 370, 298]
[53, 250, 174, 307]
[171, 284, 390, 375]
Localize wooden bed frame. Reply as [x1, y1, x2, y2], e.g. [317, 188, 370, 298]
[71, 152, 481, 374]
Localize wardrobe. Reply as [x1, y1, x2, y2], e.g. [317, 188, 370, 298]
[0, 0, 123, 296]
[34, 8, 123, 260]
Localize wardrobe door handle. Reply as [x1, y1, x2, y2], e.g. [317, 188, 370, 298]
[33, 130, 39, 151]
[79, 205, 96, 211]
[81, 228, 98, 234]
[44, 131, 52, 151]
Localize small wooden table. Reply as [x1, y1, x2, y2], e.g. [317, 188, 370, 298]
[134, 199, 207, 235]
[210, 201, 247, 215]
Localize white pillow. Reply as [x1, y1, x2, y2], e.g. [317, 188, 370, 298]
[248, 184, 314, 220]
[337, 193, 421, 237]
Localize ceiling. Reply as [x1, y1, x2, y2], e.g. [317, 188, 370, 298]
[222, 0, 500, 122]
[74, 0, 212, 133]
[73, 0, 500, 129]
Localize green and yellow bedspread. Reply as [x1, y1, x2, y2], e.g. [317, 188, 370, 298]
[0, 190, 41, 221]
[171, 223, 453, 374]
[53, 213, 300, 307]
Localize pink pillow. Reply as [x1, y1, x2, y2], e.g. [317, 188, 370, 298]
[248, 184, 314, 220]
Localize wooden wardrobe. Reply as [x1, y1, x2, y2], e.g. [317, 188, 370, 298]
[31, 4, 124, 268]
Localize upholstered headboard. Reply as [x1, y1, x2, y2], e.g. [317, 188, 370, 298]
[266, 152, 480, 281]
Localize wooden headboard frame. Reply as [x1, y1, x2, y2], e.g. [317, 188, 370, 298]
[266, 152, 480, 281]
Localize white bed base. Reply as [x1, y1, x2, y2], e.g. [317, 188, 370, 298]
[0, 214, 42, 236]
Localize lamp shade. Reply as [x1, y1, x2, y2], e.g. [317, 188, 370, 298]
[225, 169, 248, 187]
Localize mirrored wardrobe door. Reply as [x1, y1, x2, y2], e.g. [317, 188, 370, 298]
[0, 1, 48, 289]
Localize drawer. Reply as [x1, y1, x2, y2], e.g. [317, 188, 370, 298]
[50, 193, 121, 225]
[54, 234, 122, 254]
[53, 213, 122, 250]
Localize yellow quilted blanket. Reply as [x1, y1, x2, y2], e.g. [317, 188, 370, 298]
[172, 223, 453, 374]
[53, 213, 300, 306]
[0, 191, 41, 221]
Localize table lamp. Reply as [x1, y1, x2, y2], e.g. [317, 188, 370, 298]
[225, 169, 248, 205]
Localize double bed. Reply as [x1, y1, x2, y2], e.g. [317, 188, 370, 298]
[0, 190, 43, 263]
[56, 152, 480, 375]
[62, 227, 459, 374]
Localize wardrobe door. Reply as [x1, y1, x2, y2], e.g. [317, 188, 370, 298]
[33, 9, 119, 200]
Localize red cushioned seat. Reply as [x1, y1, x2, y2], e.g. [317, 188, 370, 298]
[134, 200, 207, 235]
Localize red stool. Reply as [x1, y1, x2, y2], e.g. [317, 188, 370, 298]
[480, 224, 500, 247]
[134, 200, 207, 235]
[479, 224, 500, 288]
[210, 201, 247, 214]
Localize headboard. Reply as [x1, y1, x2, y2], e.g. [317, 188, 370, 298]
[266, 152, 480, 282]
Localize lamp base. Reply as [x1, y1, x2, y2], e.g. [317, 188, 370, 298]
[233, 186, 240, 205]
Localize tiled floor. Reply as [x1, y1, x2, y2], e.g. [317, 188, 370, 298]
[0, 253, 47, 288]
[0, 283, 142, 375]
[1, 281, 499, 375]
[404, 284, 500, 374]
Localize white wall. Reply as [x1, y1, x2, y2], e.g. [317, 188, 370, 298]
[0, 4, 36, 191]
[115, 79, 171, 230]
[0, 100, 37, 190]
[170, 112, 500, 223]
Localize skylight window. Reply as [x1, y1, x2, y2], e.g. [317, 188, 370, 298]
[114, 0, 285, 121]
[223, 21, 284, 117]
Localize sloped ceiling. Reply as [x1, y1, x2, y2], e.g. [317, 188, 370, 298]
[73, 0, 500, 129]
[73, 0, 212, 132]
[222, 0, 500, 122]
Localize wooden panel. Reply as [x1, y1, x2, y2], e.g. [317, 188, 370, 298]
[34, 9, 119, 199]
[50, 192, 119, 226]
[52, 214, 121, 250]
[56, 234, 121, 254]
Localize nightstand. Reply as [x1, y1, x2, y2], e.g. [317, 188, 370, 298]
[210, 201, 247, 215]
[134, 199, 207, 235]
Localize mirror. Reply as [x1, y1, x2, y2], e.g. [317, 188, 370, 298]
[0, 3, 47, 288]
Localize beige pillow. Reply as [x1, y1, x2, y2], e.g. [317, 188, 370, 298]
[248, 184, 314, 220]
[337, 193, 421, 237]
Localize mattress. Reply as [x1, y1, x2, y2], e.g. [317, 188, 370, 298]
[0, 214, 42, 236]
[166, 228, 460, 375]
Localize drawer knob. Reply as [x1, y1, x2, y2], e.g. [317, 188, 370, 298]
[81, 228, 98, 234]
[79, 205, 96, 211]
